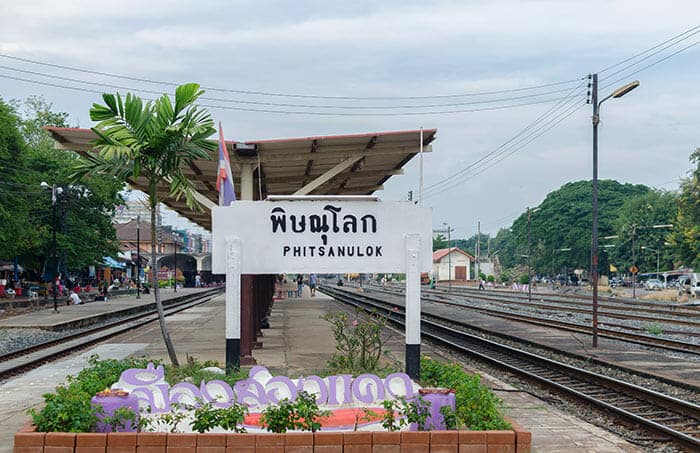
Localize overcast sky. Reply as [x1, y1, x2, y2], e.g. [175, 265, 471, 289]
[1, 1, 698, 238]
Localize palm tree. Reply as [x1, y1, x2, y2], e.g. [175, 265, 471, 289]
[72, 83, 216, 367]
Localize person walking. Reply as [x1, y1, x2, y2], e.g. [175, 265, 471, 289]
[309, 273, 317, 297]
[295, 274, 304, 298]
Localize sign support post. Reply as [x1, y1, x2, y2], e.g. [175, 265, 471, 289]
[225, 236, 242, 373]
[405, 233, 421, 379]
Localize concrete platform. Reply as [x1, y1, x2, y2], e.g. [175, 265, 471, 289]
[0, 287, 219, 331]
[1, 288, 642, 452]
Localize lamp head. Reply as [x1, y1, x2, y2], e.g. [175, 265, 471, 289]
[40, 181, 49, 189]
[612, 80, 640, 98]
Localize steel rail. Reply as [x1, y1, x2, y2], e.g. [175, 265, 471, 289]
[364, 285, 699, 354]
[320, 285, 700, 451]
[0, 288, 223, 380]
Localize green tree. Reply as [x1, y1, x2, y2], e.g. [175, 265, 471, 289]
[610, 190, 676, 275]
[494, 180, 649, 276]
[72, 84, 216, 367]
[670, 148, 700, 268]
[0, 97, 121, 276]
[433, 233, 447, 250]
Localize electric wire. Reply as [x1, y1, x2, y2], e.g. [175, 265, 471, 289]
[422, 102, 586, 200]
[0, 64, 581, 110]
[0, 52, 582, 100]
[600, 39, 700, 91]
[421, 81, 587, 195]
[0, 73, 579, 116]
[599, 28, 700, 82]
[597, 25, 700, 74]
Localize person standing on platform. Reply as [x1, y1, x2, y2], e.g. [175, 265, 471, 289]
[309, 273, 317, 297]
[295, 274, 304, 298]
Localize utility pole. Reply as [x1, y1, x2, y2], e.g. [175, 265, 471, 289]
[631, 224, 637, 299]
[447, 225, 452, 292]
[419, 127, 424, 206]
[136, 215, 141, 299]
[174, 234, 178, 293]
[476, 221, 481, 281]
[527, 207, 533, 304]
[591, 73, 600, 346]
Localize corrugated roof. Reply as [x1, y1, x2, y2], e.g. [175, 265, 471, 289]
[48, 127, 437, 231]
[433, 247, 475, 263]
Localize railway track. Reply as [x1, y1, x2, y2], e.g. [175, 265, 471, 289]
[427, 284, 700, 319]
[363, 284, 700, 354]
[0, 288, 223, 380]
[320, 285, 700, 451]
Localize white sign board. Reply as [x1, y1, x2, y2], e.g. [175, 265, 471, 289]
[212, 201, 432, 274]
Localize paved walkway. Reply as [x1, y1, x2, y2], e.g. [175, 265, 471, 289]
[0, 287, 218, 330]
[1, 287, 641, 452]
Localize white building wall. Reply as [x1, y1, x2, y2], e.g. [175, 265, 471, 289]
[433, 251, 472, 281]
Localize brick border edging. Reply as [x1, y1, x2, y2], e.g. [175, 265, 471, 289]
[15, 424, 531, 452]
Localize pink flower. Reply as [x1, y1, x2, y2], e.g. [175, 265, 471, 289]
[392, 307, 399, 312]
[352, 319, 359, 326]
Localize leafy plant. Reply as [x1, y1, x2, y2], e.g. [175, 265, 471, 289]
[487, 275, 495, 283]
[260, 391, 330, 433]
[73, 83, 218, 367]
[646, 324, 663, 336]
[165, 356, 248, 387]
[439, 405, 458, 430]
[323, 307, 389, 375]
[29, 355, 154, 432]
[191, 400, 248, 433]
[368, 396, 430, 432]
[97, 406, 137, 433]
[420, 356, 510, 431]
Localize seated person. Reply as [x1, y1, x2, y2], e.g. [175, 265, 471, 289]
[69, 290, 82, 305]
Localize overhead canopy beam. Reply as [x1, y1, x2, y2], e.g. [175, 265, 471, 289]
[293, 155, 364, 195]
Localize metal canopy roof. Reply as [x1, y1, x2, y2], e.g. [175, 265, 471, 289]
[47, 127, 437, 231]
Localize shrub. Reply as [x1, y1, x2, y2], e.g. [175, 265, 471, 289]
[29, 355, 155, 432]
[191, 400, 248, 433]
[518, 274, 530, 285]
[420, 356, 510, 431]
[500, 272, 510, 283]
[260, 390, 330, 433]
[487, 275, 495, 283]
[322, 308, 389, 375]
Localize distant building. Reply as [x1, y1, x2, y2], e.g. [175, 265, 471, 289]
[432, 247, 475, 282]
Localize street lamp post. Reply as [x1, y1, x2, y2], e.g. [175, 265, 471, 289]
[631, 224, 672, 298]
[442, 223, 452, 292]
[41, 182, 63, 312]
[641, 246, 660, 278]
[173, 235, 178, 293]
[527, 207, 540, 303]
[551, 247, 572, 290]
[136, 215, 141, 299]
[591, 74, 639, 347]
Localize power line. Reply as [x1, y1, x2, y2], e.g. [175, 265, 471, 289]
[0, 64, 582, 110]
[599, 28, 700, 82]
[421, 82, 586, 195]
[598, 25, 700, 73]
[422, 100, 585, 200]
[600, 39, 700, 91]
[0, 52, 582, 101]
[0, 72, 579, 116]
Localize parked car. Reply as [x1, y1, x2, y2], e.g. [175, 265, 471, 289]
[644, 278, 664, 290]
[678, 274, 700, 298]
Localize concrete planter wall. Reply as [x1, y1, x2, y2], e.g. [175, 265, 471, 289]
[14, 420, 531, 452]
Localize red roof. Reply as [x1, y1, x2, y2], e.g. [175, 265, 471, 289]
[432, 247, 475, 263]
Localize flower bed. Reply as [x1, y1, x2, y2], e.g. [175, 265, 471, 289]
[19, 314, 532, 451]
